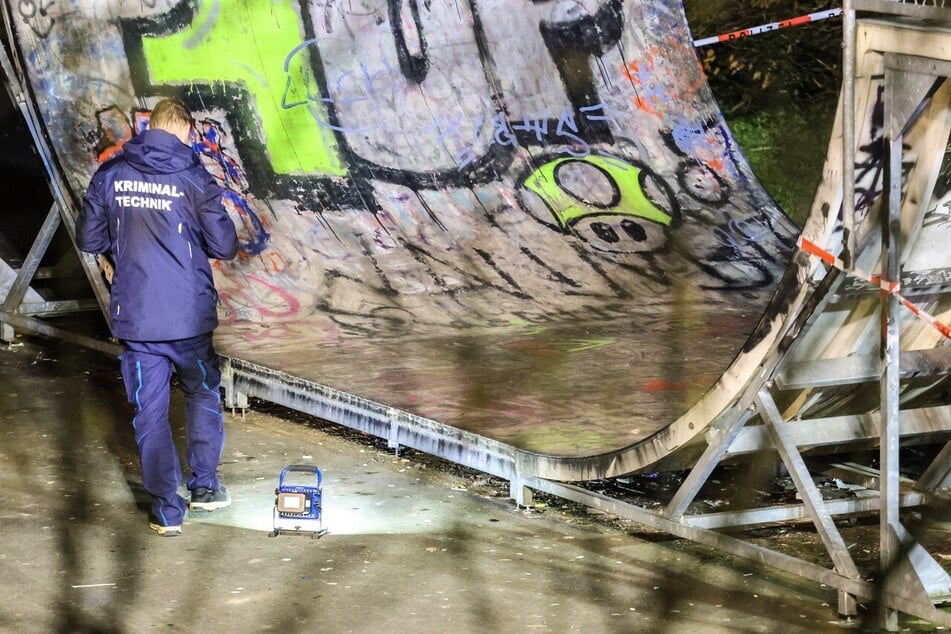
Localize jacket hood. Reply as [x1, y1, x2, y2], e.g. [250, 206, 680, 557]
[122, 129, 198, 174]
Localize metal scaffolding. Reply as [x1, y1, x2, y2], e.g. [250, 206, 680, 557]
[0, 34, 114, 353]
[848, 1, 951, 627]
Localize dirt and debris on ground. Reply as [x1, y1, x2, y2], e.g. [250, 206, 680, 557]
[1, 335, 948, 632]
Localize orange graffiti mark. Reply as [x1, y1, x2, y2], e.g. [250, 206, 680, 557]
[261, 250, 286, 274]
[503, 340, 558, 357]
[642, 379, 692, 392]
[633, 94, 660, 117]
[98, 142, 127, 164]
[621, 60, 644, 83]
[621, 46, 708, 117]
[95, 107, 134, 164]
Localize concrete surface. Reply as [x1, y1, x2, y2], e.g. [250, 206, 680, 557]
[0, 334, 873, 633]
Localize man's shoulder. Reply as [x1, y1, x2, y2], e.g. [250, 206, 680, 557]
[86, 157, 132, 198]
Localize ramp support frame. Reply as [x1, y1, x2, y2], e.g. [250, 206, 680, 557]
[0, 29, 112, 348]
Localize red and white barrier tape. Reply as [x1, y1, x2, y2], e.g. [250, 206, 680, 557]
[693, 8, 843, 48]
[797, 236, 951, 340]
[798, 237, 896, 293]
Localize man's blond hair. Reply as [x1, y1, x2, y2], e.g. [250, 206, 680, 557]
[149, 98, 192, 132]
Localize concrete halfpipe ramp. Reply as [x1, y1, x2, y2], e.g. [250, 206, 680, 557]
[3, 1, 951, 481]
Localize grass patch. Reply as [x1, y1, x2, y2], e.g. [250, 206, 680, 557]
[726, 102, 837, 227]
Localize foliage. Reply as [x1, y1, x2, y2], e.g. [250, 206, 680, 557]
[683, 0, 842, 224]
[729, 105, 836, 224]
[686, 1, 842, 114]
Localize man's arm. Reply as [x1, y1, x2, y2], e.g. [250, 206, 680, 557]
[77, 175, 111, 254]
[197, 177, 239, 261]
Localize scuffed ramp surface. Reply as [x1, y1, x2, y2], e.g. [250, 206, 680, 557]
[5, 1, 797, 457]
[234, 309, 765, 456]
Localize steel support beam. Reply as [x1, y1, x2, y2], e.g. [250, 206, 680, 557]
[843, 0, 856, 269]
[836, 266, 951, 298]
[521, 476, 951, 626]
[664, 406, 755, 520]
[880, 100, 904, 634]
[776, 348, 951, 390]
[854, 0, 951, 23]
[684, 491, 926, 530]
[16, 299, 101, 317]
[725, 405, 951, 457]
[892, 522, 951, 601]
[757, 390, 862, 613]
[0, 310, 119, 355]
[918, 440, 951, 492]
[0, 203, 59, 314]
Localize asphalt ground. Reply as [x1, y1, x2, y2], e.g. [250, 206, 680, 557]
[0, 334, 897, 633]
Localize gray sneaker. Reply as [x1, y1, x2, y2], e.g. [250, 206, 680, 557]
[190, 486, 231, 511]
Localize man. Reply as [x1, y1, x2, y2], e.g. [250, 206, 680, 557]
[79, 98, 239, 537]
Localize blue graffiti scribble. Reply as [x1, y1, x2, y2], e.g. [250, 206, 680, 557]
[193, 119, 271, 255]
[281, 37, 388, 134]
[219, 188, 270, 255]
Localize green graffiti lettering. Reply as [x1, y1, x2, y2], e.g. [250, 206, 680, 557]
[523, 156, 672, 230]
[141, 0, 344, 176]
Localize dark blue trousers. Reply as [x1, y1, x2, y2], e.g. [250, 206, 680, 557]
[119, 332, 225, 526]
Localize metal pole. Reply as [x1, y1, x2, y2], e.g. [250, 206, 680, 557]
[756, 390, 860, 615]
[917, 439, 951, 492]
[879, 130, 904, 632]
[0, 310, 119, 356]
[842, 0, 856, 269]
[0, 204, 60, 313]
[664, 406, 755, 520]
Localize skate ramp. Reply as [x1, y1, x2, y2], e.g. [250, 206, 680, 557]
[5, 2, 949, 479]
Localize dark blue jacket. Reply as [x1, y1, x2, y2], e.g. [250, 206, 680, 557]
[78, 129, 238, 341]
